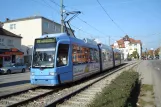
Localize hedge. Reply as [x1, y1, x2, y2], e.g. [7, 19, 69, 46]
[89, 70, 139, 107]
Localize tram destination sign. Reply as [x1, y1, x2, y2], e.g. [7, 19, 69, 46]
[36, 38, 56, 44]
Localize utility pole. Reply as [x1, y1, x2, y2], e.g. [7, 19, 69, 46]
[60, 0, 64, 33]
[145, 48, 147, 59]
[109, 36, 110, 46]
[160, 38, 161, 60]
[159, 33, 161, 59]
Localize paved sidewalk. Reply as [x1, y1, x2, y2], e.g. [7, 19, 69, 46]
[137, 61, 153, 85]
[137, 60, 161, 107]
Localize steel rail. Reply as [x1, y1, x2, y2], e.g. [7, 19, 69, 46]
[7, 88, 60, 107]
[46, 62, 138, 107]
[0, 86, 39, 99]
[0, 62, 138, 107]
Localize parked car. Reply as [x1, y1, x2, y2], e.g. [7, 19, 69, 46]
[0, 63, 26, 74]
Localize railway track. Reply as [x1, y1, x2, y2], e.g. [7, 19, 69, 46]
[0, 62, 138, 107]
[0, 86, 62, 107]
[47, 62, 138, 107]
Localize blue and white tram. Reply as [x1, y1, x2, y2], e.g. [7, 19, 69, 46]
[71, 38, 100, 81]
[30, 33, 123, 86]
[113, 49, 122, 66]
[30, 33, 100, 86]
[97, 43, 114, 71]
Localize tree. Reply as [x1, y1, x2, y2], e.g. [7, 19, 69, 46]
[132, 51, 139, 59]
[127, 53, 132, 61]
[148, 50, 153, 57]
[142, 52, 146, 57]
[127, 53, 130, 58]
[155, 48, 160, 56]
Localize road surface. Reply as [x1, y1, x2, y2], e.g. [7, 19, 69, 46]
[137, 60, 161, 107]
[0, 71, 35, 97]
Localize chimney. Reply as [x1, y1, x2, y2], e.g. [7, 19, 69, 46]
[6, 18, 10, 21]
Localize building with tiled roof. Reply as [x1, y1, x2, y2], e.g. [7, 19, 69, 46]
[112, 35, 142, 59]
[2, 16, 74, 63]
[0, 22, 24, 67]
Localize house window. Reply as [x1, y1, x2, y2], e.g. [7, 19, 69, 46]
[43, 22, 49, 28]
[43, 32, 48, 35]
[0, 38, 4, 46]
[58, 28, 61, 32]
[53, 25, 55, 30]
[4, 56, 11, 61]
[55, 26, 57, 31]
[56, 27, 59, 32]
[8, 39, 13, 46]
[10, 24, 16, 30]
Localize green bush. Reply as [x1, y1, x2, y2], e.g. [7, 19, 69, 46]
[89, 70, 139, 107]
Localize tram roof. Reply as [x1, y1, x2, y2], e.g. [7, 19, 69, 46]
[39, 33, 98, 49]
[40, 33, 69, 38]
[70, 37, 98, 49]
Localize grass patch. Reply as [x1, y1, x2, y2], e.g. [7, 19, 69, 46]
[88, 70, 139, 107]
[137, 84, 155, 107]
[138, 99, 155, 106]
[141, 84, 153, 92]
[138, 98, 147, 107]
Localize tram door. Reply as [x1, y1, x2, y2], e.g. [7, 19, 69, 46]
[56, 43, 72, 83]
[0, 57, 3, 67]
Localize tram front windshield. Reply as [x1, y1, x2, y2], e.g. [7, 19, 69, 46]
[32, 38, 56, 68]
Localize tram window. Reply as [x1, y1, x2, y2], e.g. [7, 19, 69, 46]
[88, 48, 99, 63]
[72, 45, 90, 64]
[102, 52, 106, 62]
[57, 44, 69, 67]
[115, 52, 119, 60]
[89, 48, 94, 62]
[73, 54, 76, 62]
[95, 50, 99, 62]
[106, 52, 110, 61]
[72, 44, 79, 65]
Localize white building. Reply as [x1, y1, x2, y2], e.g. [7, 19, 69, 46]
[3, 16, 73, 63]
[112, 35, 142, 59]
[0, 22, 23, 66]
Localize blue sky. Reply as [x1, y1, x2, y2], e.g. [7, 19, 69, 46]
[0, 0, 161, 51]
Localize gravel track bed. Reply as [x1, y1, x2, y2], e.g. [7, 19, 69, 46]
[57, 63, 138, 107]
[20, 78, 101, 107]
[0, 89, 52, 107]
[19, 63, 137, 107]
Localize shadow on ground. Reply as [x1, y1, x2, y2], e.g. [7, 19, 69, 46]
[125, 80, 141, 107]
[0, 80, 30, 88]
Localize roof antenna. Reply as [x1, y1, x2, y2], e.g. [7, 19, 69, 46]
[63, 11, 81, 37]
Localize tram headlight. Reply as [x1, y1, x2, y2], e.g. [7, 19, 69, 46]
[31, 72, 34, 75]
[49, 72, 57, 76]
